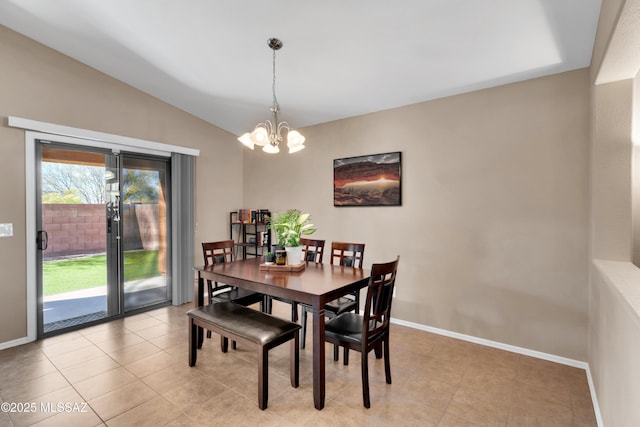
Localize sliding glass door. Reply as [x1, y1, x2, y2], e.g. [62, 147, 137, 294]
[36, 141, 171, 336]
[121, 155, 171, 311]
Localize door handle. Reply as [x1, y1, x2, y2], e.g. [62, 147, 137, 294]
[37, 230, 48, 250]
[106, 196, 120, 234]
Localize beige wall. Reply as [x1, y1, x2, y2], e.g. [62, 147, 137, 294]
[0, 25, 243, 344]
[589, 0, 640, 425]
[592, 79, 634, 261]
[589, 260, 640, 425]
[244, 69, 591, 361]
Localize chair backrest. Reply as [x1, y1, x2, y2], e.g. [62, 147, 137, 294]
[362, 256, 400, 344]
[202, 240, 235, 266]
[330, 242, 365, 268]
[300, 237, 325, 263]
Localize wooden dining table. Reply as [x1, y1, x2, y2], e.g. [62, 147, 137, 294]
[194, 257, 371, 410]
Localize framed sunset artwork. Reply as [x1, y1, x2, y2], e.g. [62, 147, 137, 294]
[333, 152, 402, 207]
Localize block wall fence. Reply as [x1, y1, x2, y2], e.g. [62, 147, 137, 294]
[42, 204, 158, 259]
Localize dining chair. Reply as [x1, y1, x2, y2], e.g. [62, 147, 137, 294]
[266, 238, 326, 322]
[301, 237, 325, 263]
[324, 256, 400, 408]
[299, 241, 365, 355]
[202, 240, 268, 347]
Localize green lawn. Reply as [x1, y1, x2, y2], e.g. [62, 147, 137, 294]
[43, 250, 160, 296]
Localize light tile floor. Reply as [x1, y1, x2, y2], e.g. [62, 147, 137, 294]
[0, 302, 597, 426]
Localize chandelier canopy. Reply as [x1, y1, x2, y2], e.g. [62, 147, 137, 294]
[238, 38, 305, 154]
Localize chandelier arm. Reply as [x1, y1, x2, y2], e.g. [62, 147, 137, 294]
[262, 120, 275, 134]
[277, 121, 290, 133]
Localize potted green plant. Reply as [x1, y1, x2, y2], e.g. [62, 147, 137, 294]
[264, 252, 275, 264]
[269, 209, 316, 265]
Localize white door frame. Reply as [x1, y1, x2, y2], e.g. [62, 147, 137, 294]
[13, 116, 198, 344]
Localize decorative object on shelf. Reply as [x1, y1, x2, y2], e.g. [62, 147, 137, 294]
[269, 209, 316, 266]
[237, 38, 306, 154]
[334, 151, 402, 207]
[236, 208, 270, 224]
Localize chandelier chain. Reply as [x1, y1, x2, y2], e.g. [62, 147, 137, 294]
[271, 47, 280, 112]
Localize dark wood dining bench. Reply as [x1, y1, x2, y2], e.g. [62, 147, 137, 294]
[188, 302, 301, 410]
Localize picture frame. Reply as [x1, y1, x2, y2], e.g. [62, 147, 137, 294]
[333, 151, 402, 207]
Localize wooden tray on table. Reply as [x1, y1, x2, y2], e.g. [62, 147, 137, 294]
[259, 263, 305, 272]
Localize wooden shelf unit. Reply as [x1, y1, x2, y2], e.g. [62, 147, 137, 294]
[229, 210, 271, 259]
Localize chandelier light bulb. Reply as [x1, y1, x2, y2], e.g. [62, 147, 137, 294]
[287, 130, 305, 147]
[250, 126, 269, 146]
[238, 133, 254, 150]
[263, 143, 279, 154]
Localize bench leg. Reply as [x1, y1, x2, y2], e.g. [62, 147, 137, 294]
[258, 346, 268, 410]
[291, 331, 299, 388]
[189, 318, 197, 367]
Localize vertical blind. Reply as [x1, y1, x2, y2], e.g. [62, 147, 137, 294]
[171, 153, 195, 305]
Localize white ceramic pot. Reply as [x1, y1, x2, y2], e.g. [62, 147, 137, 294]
[285, 245, 303, 265]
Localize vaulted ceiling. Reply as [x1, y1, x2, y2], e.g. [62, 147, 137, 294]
[0, 0, 601, 135]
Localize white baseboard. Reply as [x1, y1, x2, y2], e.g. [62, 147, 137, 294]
[0, 335, 34, 351]
[585, 364, 605, 427]
[390, 316, 603, 426]
[390, 316, 586, 367]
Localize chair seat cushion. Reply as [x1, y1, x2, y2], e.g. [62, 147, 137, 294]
[270, 295, 296, 304]
[188, 302, 300, 346]
[325, 312, 384, 345]
[211, 287, 264, 306]
[325, 312, 363, 344]
[325, 296, 357, 315]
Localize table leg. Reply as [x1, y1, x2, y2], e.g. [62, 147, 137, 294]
[312, 304, 326, 410]
[196, 275, 204, 348]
